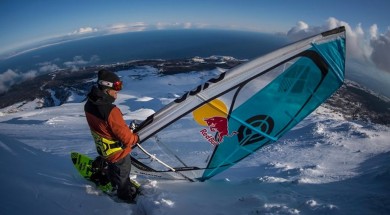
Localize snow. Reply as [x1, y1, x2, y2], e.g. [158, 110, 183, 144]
[0, 67, 389, 214]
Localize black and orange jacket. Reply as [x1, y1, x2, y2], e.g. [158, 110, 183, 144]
[84, 86, 139, 163]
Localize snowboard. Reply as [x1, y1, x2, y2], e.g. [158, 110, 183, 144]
[70, 152, 141, 201]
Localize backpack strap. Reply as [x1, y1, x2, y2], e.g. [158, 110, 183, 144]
[91, 130, 123, 157]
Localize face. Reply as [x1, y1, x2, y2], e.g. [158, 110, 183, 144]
[106, 89, 118, 99]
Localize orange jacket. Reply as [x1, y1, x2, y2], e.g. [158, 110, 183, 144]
[85, 86, 139, 163]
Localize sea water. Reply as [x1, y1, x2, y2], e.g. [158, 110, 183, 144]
[0, 29, 288, 75]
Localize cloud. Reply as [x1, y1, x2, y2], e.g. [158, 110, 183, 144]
[156, 22, 192, 30]
[66, 22, 212, 39]
[286, 21, 311, 40]
[23, 70, 38, 80]
[0, 69, 37, 94]
[63, 55, 100, 71]
[38, 62, 60, 73]
[0, 55, 100, 93]
[105, 22, 207, 32]
[287, 17, 390, 74]
[110, 24, 129, 33]
[183, 22, 192, 29]
[285, 17, 390, 97]
[0, 70, 18, 93]
[370, 27, 390, 73]
[107, 22, 148, 33]
[70, 27, 98, 35]
[154, 22, 209, 30]
[155, 22, 166, 30]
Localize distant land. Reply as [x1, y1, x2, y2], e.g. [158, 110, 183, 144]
[0, 56, 389, 126]
[0, 56, 245, 109]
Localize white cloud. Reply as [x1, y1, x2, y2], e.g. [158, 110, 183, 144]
[370, 28, 390, 73]
[68, 22, 209, 37]
[286, 21, 310, 39]
[38, 62, 60, 73]
[0, 69, 37, 94]
[0, 70, 18, 93]
[0, 54, 100, 93]
[369, 24, 378, 40]
[131, 22, 148, 31]
[286, 17, 390, 75]
[155, 22, 182, 30]
[64, 56, 88, 67]
[107, 22, 148, 33]
[183, 22, 192, 29]
[287, 17, 348, 40]
[89, 55, 100, 63]
[152, 22, 207, 30]
[286, 17, 390, 97]
[23, 70, 38, 80]
[110, 24, 128, 32]
[63, 55, 100, 72]
[71, 27, 98, 35]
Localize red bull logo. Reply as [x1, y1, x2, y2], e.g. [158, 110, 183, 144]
[193, 99, 237, 146]
[204, 116, 230, 143]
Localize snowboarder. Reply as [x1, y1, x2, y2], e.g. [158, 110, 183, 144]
[84, 69, 139, 202]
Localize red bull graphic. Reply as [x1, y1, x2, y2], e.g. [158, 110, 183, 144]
[204, 116, 231, 143]
[199, 128, 219, 146]
[193, 99, 237, 146]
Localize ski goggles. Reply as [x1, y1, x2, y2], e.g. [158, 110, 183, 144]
[98, 80, 123, 91]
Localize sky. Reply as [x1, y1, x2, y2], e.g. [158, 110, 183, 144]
[0, 0, 390, 96]
[1, 0, 389, 55]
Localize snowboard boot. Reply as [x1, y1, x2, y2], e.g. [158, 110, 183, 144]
[90, 156, 111, 189]
[117, 179, 139, 203]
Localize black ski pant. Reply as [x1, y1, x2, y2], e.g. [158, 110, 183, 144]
[107, 155, 135, 201]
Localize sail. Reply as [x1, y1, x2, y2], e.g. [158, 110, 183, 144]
[130, 27, 346, 181]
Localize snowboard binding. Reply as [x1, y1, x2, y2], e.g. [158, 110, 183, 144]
[90, 156, 112, 191]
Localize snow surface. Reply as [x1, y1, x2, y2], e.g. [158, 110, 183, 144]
[0, 68, 389, 215]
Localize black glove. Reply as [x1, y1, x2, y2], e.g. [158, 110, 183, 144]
[129, 120, 139, 132]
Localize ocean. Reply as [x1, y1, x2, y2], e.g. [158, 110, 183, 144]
[0, 29, 288, 75]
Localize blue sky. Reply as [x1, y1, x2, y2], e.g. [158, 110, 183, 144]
[1, 0, 389, 55]
[1, 0, 390, 97]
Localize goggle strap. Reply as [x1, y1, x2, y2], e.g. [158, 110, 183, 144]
[98, 80, 122, 91]
[98, 80, 113, 88]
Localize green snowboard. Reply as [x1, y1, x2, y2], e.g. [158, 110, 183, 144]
[71, 152, 141, 195]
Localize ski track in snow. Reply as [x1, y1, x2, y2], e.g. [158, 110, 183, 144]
[0, 68, 389, 215]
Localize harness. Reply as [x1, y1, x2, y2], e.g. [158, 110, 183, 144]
[91, 130, 123, 157]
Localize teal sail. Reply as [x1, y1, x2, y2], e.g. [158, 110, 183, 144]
[131, 27, 346, 181]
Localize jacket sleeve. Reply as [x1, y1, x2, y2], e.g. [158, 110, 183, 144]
[107, 107, 139, 147]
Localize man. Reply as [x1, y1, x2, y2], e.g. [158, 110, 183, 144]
[84, 69, 139, 202]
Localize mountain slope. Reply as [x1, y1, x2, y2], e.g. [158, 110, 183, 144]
[0, 65, 389, 214]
